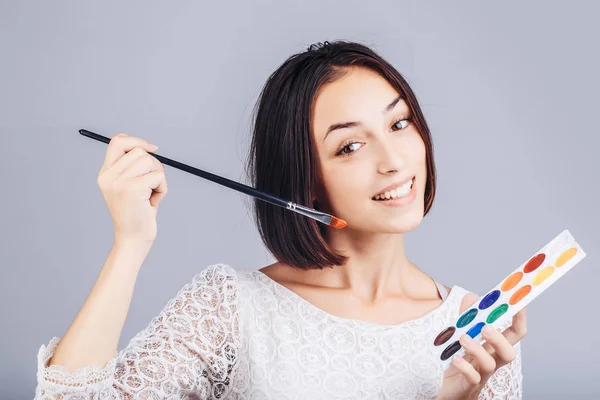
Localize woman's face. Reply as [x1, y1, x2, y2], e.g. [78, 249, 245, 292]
[311, 67, 428, 233]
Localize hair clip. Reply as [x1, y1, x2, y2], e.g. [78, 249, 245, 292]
[307, 41, 331, 52]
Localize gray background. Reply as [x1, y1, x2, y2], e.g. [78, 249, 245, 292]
[1, 0, 598, 398]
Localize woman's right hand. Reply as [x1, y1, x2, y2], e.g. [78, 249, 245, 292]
[97, 133, 167, 245]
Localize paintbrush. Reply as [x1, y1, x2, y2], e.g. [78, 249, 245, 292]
[79, 129, 347, 229]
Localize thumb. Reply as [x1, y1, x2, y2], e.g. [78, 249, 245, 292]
[459, 292, 479, 314]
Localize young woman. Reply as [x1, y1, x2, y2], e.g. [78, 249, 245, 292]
[35, 40, 526, 399]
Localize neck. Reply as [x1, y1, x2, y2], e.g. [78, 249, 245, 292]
[313, 230, 427, 302]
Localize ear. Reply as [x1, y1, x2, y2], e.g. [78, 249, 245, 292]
[459, 292, 479, 314]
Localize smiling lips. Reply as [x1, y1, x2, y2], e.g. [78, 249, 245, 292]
[373, 177, 414, 200]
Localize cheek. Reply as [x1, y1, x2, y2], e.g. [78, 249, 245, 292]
[406, 130, 426, 156]
[404, 132, 427, 172]
[321, 163, 370, 205]
[410, 135, 428, 193]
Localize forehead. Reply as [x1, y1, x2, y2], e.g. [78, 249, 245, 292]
[312, 67, 405, 138]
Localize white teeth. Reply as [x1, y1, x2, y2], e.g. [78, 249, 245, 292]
[374, 179, 413, 200]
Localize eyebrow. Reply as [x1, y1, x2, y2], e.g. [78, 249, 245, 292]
[322, 94, 404, 143]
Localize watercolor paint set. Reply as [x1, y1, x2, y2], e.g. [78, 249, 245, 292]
[433, 229, 586, 368]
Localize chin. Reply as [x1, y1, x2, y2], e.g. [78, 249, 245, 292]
[388, 211, 424, 233]
[348, 208, 425, 234]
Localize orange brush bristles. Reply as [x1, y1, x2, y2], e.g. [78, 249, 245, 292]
[330, 216, 347, 229]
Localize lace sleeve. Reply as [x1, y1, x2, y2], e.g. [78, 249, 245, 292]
[478, 341, 523, 399]
[34, 263, 240, 399]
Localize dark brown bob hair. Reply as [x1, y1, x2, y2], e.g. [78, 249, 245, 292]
[245, 40, 436, 270]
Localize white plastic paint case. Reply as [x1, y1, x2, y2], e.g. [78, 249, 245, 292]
[434, 229, 587, 369]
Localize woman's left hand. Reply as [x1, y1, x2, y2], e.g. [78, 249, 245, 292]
[437, 293, 527, 400]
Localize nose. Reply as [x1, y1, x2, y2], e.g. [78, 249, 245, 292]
[375, 139, 405, 174]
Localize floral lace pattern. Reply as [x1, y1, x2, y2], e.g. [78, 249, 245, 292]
[36, 264, 240, 399]
[35, 263, 522, 399]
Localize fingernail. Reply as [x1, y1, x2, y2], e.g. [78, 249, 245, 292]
[482, 326, 494, 336]
[461, 334, 473, 345]
[151, 144, 159, 150]
[454, 355, 464, 363]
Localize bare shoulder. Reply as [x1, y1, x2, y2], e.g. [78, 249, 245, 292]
[257, 261, 281, 276]
[256, 262, 332, 299]
[258, 261, 306, 286]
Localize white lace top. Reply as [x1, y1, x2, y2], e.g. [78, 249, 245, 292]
[35, 263, 523, 399]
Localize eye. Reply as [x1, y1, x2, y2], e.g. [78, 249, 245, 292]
[334, 116, 412, 157]
[392, 116, 412, 131]
[336, 141, 362, 157]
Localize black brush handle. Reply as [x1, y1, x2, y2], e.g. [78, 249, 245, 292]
[79, 129, 290, 209]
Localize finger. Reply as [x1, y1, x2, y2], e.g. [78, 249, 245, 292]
[451, 355, 481, 386]
[118, 149, 164, 180]
[101, 134, 158, 173]
[134, 170, 167, 207]
[149, 170, 168, 207]
[502, 308, 528, 345]
[459, 292, 479, 314]
[481, 325, 516, 368]
[460, 334, 496, 380]
[107, 146, 153, 178]
[457, 292, 479, 364]
[481, 340, 494, 356]
[481, 308, 528, 356]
